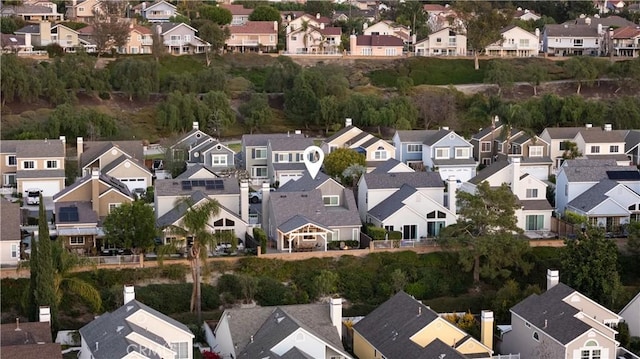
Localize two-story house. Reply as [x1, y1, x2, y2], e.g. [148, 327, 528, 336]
[470, 117, 504, 166]
[539, 126, 584, 171]
[349, 34, 404, 56]
[393, 128, 477, 182]
[611, 25, 640, 57]
[0, 138, 66, 197]
[501, 270, 625, 359]
[354, 291, 494, 359]
[626, 130, 640, 166]
[620, 291, 640, 337]
[0, 3, 64, 22]
[542, 16, 633, 56]
[53, 170, 134, 254]
[79, 285, 195, 359]
[514, 8, 542, 21]
[139, 0, 178, 23]
[485, 25, 540, 57]
[157, 23, 210, 55]
[219, 4, 253, 26]
[362, 20, 411, 45]
[65, 0, 100, 22]
[267, 137, 314, 185]
[285, 13, 341, 54]
[170, 123, 235, 174]
[0, 200, 21, 266]
[205, 298, 351, 359]
[77, 23, 153, 54]
[265, 172, 362, 252]
[15, 21, 85, 52]
[226, 21, 278, 53]
[495, 131, 553, 181]
[415, 27, 467, 56]
[242, 132, 305, 184]
[575, 124, 629, 164]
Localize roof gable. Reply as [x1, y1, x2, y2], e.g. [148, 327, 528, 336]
[145, 0, 176, 11]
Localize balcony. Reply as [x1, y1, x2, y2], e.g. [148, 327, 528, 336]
[146, 12, 172, 20]
[140, 39, 153, 46]
[242, 40, 259, 46]
[165, 40, 186, 46]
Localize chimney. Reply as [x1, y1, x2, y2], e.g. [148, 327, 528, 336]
[193, 121, 199, 130]
[295, 130, 302, 135]
[586, 17, 592, 26]
[240, 181, 249, 223]
[350, 34, 357, 54]
[91, 169, 100, 214]
[604, 123, 612, 131]
[261, 182, 271, 229]
[142, 1, 146, 11]
[24, 32, 31, 48]
[330, 298, 343, 338]
[123, 284, 135, 304]
[363, 22, 368, 30]
[345, 118, 353, 127]
[447, 176, 457, 215]
[535, 28, 540, 38]
[39, 21, 51, 45]
[316, 13, 321, 19]
[598, 23, 603, 35]
[59, 136, 66, 145]
[273, 20, 278, 32]
[77, 137, 84, 162]
[481, 310, 494, 350]
[441, 126, 449, 131]
[546, 269, 559, 290]
[320, 23, 325, 30]
[585, 123, 593, 128]
[39, 306, 51, 325]
[511, 157, 521, 196]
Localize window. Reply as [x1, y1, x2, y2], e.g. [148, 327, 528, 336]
[508, 38, 515, 45]
[323, 195, 339, 206]
[277, 153, 289, 163]
[46, 160, 58, 169]
[211, 154, 227, 166]
[10, 244, 18, 259]
[526, 215, 544, 231]
[184, 35, 191, 42]
[79, 7, 84, 11]
[170, 35, 180, 41]
[252, 166, 267, 178]
[352, 228, 359, 241]
[384, 225, 394, 232]
[519, 39, 530, 47]
[328, 145, 338, 153]
[328, 229, 339, 241]
[7, 155, 16, 166]
[385, 48, 397, 56]
[22, 161, 35, 169]
[580, 341, 602, 359]
[590, 145, 600, 154]
[270, 35, 275, 42]
[533, 331, 539, 341]
[108, 203, 120, 213]
[435, 148, 449, 159]
[448, 37, 456, 46]
[559, 142, 567, 150]
[482, 158, 492, 166]
[574, 39, 583, 46]
[292, 36, 297, 41]
[361, 48, 372, 55]
[69, 236, 85, 245]
[610, 145, 619, 153]
[481, 141, 491, 152]
[529, 146, 543, 157]
[407, 144, 422, 153]
[526, 188, 538, 198]
[373, 147, 387, 160]
[403, 225, 417, 240]
[436, 37, 442, 43]
[171, 342, 189, 359]
[455, 147, 470, 159]
[254, 148, 267, 159]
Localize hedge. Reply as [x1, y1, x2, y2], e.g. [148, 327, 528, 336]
[253, 227, 267, 254]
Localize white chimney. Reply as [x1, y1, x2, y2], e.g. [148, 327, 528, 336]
[441, 126, 449, 131]
[193, 122, 199, 130]
[77, 136, 84, 161]
[142, 1, 146, 11]
[345, 118, 353, 127]
[316, 13, 321, 19]
[586, 17, 592, 26]
[59, 136, 66, 145]
[330, 298, 343, 338]
[24, 32, 31, 48]
[546, 269, 559, 290]
[598, 23, 603, 35]
[447, 176, 457, 215]
[261, 182, 271, 228]
[91, 169, 100, 180]
[535, 28, 540, 38]
[511, 157, 521, 196]
[273, 20, 278, 32]
[363, 22, 368, 30]
[295, 130, 302, 135]
[604, 123, 612, 131]
[39, 306, 51, 324]
[320, 23, 325, 30]
[240, 181, 249, 223]
[123, 285, 135, 304]
[481, 310, 494, 351]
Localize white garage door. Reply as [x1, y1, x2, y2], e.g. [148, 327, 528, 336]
[439, 167, 473, 183]
[21, 180, 61, 197]
[118, 178, 147, 191]
[279, 173, 302, 185]
[523, 166, 549, 181]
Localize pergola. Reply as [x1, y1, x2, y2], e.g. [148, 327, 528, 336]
[279, 222, 331, 253]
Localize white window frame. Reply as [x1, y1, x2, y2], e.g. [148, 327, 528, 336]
[170, 342, 189, 359]
[526, 215, 544, 231]
[323, 195, 339, 206]
[211, 154, 227, 166]
[328, 229, 339, 241]
[252, 166, 267, 178]
[46, 160, 58, 169]
[590, 145, 600, 154]
[352, 228, 359, 241]
[108, 203, 120, 213]
[435, 147, 450, 159]
[254, 148, 267, 159]
[10, 243, 18, 258]
[481, 141, 491, 153]
[22, 160, 35, 170]
[385, 48, 396, 56]
[529, 146, 543, 157]
[526, 188, 538, 198]
[373, 149, 387, 160]
[277, 153, 289, 163]
[610, 145, 619, 153]
[7, 155, 16, 166]
[407, 144, 422, 153]
[69, 236, 85, 245]
[361, 48, 372, 56]
[455, 147, 470, 159]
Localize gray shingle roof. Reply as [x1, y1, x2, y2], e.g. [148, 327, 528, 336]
[566, 179, 620, 212]
[279, 214, 331, 233]
[277, 172, 333, 192]
[324, 126, 357, 143]
[16, 169, 65, 179]
[560, 159, 631, 182]
[368, 184, 416, 220]
[472, 125, 502, 140]
[423, 129, 451, 146]
[545, 24, 599, 37]
[1, 321, 52, 345]
[54, 201, 98, 224]
[156, 191, 207, 227]
[394, 130, 439, 143]
[270, 189, 361, 230]
[568, 15, 636, 27]
[0, 139, 65, 157]
[541, 127, 583, 139]
[279, 347, 315, 359]
[520, 199, 553, 211]
[101, 155, 151, 175]
[578, 129, 627, 143]
[242, 133, 305, 147]
[363, 171, 443, 189]
[625, 130, 640, 153]
[370, 158, 407, 174]
[154, 177, 239, 196]
[346, 131, 371, 146]
[53, 173, 131, 201]
[521, 156, 553, 164]
[269, 137, 314, 151]
[358, 136, 383, 149]
[469, 160, 510, 185]
[80, 141, 144, 168]
[79, 299, 192, 359]
[0, 200, 21, 242]
[14, 24, 40, 34]
[511, 283, 591, 345]
[272, 162, 306, 171]
[174, 164, 220, 179]
[585, 154, 632, 162]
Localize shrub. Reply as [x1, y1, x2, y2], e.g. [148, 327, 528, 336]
[388, 231, 402, 240]
[161, 264, 188, 281]
[217, 274, 242, 300]
[253, 227, 267, 254]
[136, 283, 219, 314]
[255, 276, 291, 306]
[365, 225, 386, 240]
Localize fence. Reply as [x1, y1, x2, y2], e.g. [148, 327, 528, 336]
[84, 255, 142, 266]
[371, 239, 437, 249]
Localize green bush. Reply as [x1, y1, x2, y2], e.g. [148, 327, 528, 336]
[388, 231, 402, 240]
[161, 264, 188, 281]
[136, 283, 219, 314]
[1, 278, 29, 313]
[365, 225, 386, 240]
[327, 240, 359, 250]
[217, 274, 242, 300]
[253, 227, 267, 254]
[255, 276, 292, 306]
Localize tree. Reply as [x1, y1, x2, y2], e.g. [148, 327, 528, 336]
[91, 1, 130, 64]
[239, 93, 273, 134]
[627, 221, 640, 257]
[525, 62, 550, 96]
[202, 91, 235, 136]
[454, 1, 512, 70]
[1, 16, 25, 34]
[167, 197, 221, 322]
[313, 270, 338, 298]
[103, 201, 157, 255]
[323, 148, 366, 184]
[199, 5, 232, 25]
[395, 1, 427, 46]
[249, 5, 281, 22]
[198, 20, 230, 66]
[390, 268, 407, 294]
[484, 60, 515, 96]
[317, 95, 341, 134]
[342, 164, 366, 188]
[33, 194, 58, 328]
[564, 56, 600, 94]
[151, 25, 166, 62]
[439, 182, 530, 283]
[305, 1, 333, 17]
[561, 226, 622, 307]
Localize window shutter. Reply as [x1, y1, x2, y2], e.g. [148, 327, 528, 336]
[252, 148, 255, 159]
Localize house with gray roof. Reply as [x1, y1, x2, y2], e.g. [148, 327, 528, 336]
[267, 137, 315, 186]
[174, 164, 219, 180]
[205, 298, 351, 359]
[0, 3, 64, 21]
[0, 200, 22, 266]
[626, 130, 640, 166]
[620, 291, 640, 338]
[501, 270, 625, 359]
[138, 0, 178, 22]
[1, 33, 34, 54]
[241, 132, 305, 185]
[0, 137, 66, 197]
[170, 122, 235, 174]
[543, 22, 602, 56]
[470, 116, 504, 166]
[78, 285, 194, 359]
[353, 291, 494, 359]
[155, 22, 210, 55]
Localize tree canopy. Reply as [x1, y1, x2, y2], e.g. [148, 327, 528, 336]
[323, 148, 366, 185]
[103, 200, 157, 254]
[249, 5, 281, 22]
[199, 5, 232, 25]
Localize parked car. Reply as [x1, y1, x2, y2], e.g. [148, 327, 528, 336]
[25, 188, 42, 205]
[249, 187, 275, 203]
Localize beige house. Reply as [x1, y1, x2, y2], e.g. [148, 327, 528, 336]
[349, 34, 404, 56]
[65, 0, 100, 22]
[486, 25, 540, 57]
[415, 27, 467, 56]
[15, 21, 85, 52]
[226, 21, 278, 53]
[220, 4, 253, 26]
[363, 20, 411, 44]
[123, 24, 153, 54]
[611, 25, 640, 57]
[285, 13, 341, 54]
[0, 3, 64, 22]
[0, 200, 22, 266]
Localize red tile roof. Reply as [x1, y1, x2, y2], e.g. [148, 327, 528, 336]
[356, 35, 404, 47]
[613, 25, 640, 39]
[76, 25, 94, 35]
[228, 21, 277, 34]
[220, 4, 253, 16]
[132, 25, 152, 35]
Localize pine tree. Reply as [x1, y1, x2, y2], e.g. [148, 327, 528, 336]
[34, 194, 58, 329]
[28, 223, 39, 322]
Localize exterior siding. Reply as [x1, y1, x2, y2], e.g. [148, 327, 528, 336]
[98, 191, 132, 218]
[502, 314, 565, 359]
[353, 331, 383, 359]
[203, 147, 235, 169]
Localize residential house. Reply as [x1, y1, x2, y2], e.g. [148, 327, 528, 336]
[65, 0, 100, 22]
[595, 0, 626, 14]
[77, 137, 151, 192]
[349, 34, 404, 56]
[495, 131, 553, 181]
[353, 291, 494, 359]
[79, 285, 194, 359]
[77, 24, 153, 54]
[611, 25, 640, 57]
[265, 172, 362, 252]
[332, 8, 377, 24]
[241, 132, 305, 184]
[414, 27, 467, 56]
[362, 20, 411, 45]
[0, 138, 66, 197]
[285, 13, 341, 54]
[424, 4, 461, 33]
[138, 0, 178, 23]
[220, 4, 253, 26]
[174, 164, 220, 180]
[321, 119, 396, 171]
[514, 8, 542, 21]
[156, 23, 210, 55]
[205, 298, 351, 359]
[0, 3, 64, 21]
[15, 21, 87, 52]
[626, 130, 640, 166]
[52, 170, 134, 254]
[1, 33, 34, 54]
[574, 124, 629, 164]
[543, 16, 634, 56]
[169, 123, 235, 174]
[226, 21, 278, 53]
[393, 128, 477, 182]
[539, 126, 585, 171]
[461, 158, 554, 235]
[485, 25, 540, 57]
[267, 137, 315, 185]
[620, 291, 640, 337]
[470, 117, 504, 166]
[0, 200, 21, 266]
[1, 310, 62, 359]
[357, 167, 455, 240]
[501, 270, 625, 359]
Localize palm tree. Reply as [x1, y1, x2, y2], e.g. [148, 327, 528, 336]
[168, 197, 221, 322]
[51, 240, 102, 313]
[301, 20, 310, 53]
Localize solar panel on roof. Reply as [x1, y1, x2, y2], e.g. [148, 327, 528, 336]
[59, 207, 79, 222]
[181, 181, 192, 190]
[607, 170, 640, 180]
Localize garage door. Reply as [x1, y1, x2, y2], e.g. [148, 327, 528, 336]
[20, 180, 61, 197]
[279, 173, 302, 185]
[118, 178, 147, 191]
[523, 166, 549, 181]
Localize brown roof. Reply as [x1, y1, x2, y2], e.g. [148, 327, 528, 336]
[80, 140, 144, 168]
[228, 21, 276, 34]
[1, 34, 27, 47]
[356, 35, 404, 47]
[132, 25, 152, 35]
[1, 344, 62, 359]
[0, 322, 53, 345]
[578, 129, 627, 143]
[318, 26, 341, 36]
[76, 25, 93, 35]
[613, 26, 640, 39]
[0, 200, 21, 242]
[220, 4, 253, 16]
[423, 4, 447, 12]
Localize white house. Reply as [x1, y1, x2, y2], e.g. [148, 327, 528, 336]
[620, 291, 640, 337]
[157, 23, 210, 55]
[362, 20, 411, 44]
[485, 25, 540, 57]
[414, 27, 467, 56]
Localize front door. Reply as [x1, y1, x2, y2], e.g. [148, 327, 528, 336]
[403, 225, 417, 240]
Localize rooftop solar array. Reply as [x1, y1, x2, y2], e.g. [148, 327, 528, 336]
[607, 170, 640, 180]
[181, 179, 224, 191]
[58, 206, 79, 222]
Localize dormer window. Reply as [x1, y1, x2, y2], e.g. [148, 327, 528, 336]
[323, 195, 339, 206]
[529, 146, 543, 157]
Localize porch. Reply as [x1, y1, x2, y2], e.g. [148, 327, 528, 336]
[279, 223, 329, 253]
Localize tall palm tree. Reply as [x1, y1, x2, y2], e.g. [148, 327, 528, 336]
[168, 197, 221, 322]
[51, 240, 102, 313]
